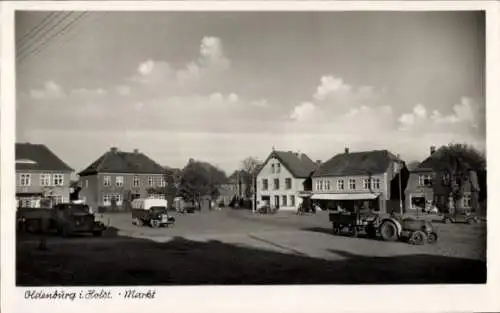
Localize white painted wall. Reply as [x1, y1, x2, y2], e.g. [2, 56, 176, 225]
[256, 156, 306, 211]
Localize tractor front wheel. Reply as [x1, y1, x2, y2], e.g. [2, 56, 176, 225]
[409, 230, 427, 245]
[380, 221, 399, 242]
[427, 232, 438, 244]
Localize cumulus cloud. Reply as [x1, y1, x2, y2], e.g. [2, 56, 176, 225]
[290, 102, 315, 121]
[398, 97, 480, 131]
[29, 80, 65, 99]
[128, 36, 230, 92]
[313, 76, 352, 101]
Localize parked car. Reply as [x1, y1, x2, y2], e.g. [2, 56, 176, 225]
[17, 203, 105, 237]
[443, 212, 480, 224]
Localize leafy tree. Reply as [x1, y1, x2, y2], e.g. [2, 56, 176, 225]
[178, 159, 227, 206]
[432, 143, 485, 214]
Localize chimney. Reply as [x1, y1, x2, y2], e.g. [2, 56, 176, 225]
[430, 146, 436, 155]
[133, 149, 139, 154]
[110, 147, 118, 153]
[345, 146, 349, 154]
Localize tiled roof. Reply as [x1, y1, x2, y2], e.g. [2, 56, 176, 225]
[15, 143, 74, 172]
[78, 148, 165, 176]
[260, 150, 317, 178]
[312, 149, 399, 177]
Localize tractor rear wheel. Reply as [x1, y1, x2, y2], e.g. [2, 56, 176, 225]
[379, 221, 399, 242]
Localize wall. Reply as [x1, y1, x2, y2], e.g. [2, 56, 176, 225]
[404, 170, 476, 213]
[256, 157, 305, 211]
[16, 170, 72, 203]
[79, 172, 165, 210]
[312, 173, 388, 212]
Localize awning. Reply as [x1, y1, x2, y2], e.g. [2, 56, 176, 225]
[311, 193, 380, 201]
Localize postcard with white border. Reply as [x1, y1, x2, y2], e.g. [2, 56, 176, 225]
[1, 1, 499, 313]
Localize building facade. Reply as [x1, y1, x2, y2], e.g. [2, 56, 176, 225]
[405, 146, 480, 214]
[256, 150, 318, 211]
[15, 143, 74, 208]
[310, 148, 407, 214]
[78, 147, 166, 211]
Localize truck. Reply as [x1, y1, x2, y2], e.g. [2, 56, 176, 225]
[131, 198, 176, 228]
[17, 203, 106, 237]
[329, 209, 438, 245]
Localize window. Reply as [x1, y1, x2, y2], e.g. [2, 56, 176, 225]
[103, 194, 112, 206]
[133, 176, 140, 188]
[277, 163, 281, 173]
[290, 195, 295, 207]
[148, 176, 155, 187]
[371, 178, 381, 190]
[53, 174, 64, 186]
[53, 195, 64, 205]
[19, 174, 31, 186]
[463, 193, 472, 208]
[85, 180, 88, 188]
[159, 177, 166, 187]
[363, 178, 370, 189]
[319, 180, 324, 191]
[103, 175, 111, 187]
[282, 195, 287, 206]
[337, 179, 344, 190]
[262, 179, 268, 190]
[274, 179, 280, 190]
[113, 193, 123, 205]
[325, 180, 331, 191]
[418, 174, 432, 186]
[116, 176, 124, 187]
[271, 164, 275, 173]
[40, 174, 51, 186]
[315, 180, 320, 191]
[349, 179, 356, 190]
[285, 178, 292, 189]
[442, 173, 450, 186]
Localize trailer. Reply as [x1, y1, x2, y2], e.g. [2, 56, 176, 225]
[131, 198, 176, 228]
[17, 203, 105, 237]
[328, 210, 438, 245]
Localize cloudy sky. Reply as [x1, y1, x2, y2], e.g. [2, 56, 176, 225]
[16, 11, 485, 175]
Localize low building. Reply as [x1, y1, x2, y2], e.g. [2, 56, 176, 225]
[78, 147, 166, 211]
[256, 149, 318, 211]
[310, 148, 408, 214]
[15, 143, 74, 208]
[404, 146, 481, 214]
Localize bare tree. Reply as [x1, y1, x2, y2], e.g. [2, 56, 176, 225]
[241, 156, 262, 198]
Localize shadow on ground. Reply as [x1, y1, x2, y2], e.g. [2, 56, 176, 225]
[17, 231, 486, 286]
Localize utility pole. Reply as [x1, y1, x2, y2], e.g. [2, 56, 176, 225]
[397, 154, 403, 215]
[252, 173, 257, 214]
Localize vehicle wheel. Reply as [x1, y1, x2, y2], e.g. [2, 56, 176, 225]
[135, 219, 143, 227]
[466, 218, 475, 224]
[92, 230, 103, 237]
[150, 220, 160, 228]
[409, 230, 427, 245]
[58, 226, 69, 238]
[427, 232, 438, 244]
[380, 221, 399, 242]
[366, 226, 377, 239]
[332, 223, 339, 235]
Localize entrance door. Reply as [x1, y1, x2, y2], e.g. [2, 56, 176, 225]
[274, 195, 280, 209]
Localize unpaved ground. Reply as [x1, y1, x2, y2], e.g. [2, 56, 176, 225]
[17, 209, 486, 285]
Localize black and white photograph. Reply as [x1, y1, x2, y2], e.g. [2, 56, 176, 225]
[1, 1, 499, 313]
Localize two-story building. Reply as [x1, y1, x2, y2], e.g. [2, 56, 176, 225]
[310, 148, 408, 214]
[15, 143, 74, 208]
[256, 149, 318, 211]
[404, 146, 480, 214]
[78, 147, 166, 211]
